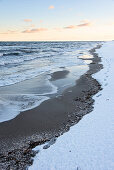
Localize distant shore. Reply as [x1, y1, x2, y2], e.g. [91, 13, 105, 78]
[0, 44, 103, 169]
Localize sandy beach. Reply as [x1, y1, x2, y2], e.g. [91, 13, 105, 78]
[0, 44, 103, 169]
[29, 41, 114, 170]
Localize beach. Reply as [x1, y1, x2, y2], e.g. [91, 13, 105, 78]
[30, 41, 114, 170]
[0, 42, 103, 169]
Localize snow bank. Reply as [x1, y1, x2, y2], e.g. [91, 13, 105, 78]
[29, 41, 114, 170]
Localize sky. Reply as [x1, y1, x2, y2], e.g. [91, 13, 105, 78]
[0, 0, 114, 41]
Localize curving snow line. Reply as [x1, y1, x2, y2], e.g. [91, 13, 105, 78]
[29, 41, 114, 170]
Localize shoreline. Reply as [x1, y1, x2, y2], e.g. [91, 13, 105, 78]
[0, 44, 103, 169]
[30, 41, 114, 170]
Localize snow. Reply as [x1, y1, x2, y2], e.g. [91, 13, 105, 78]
[29, 41, 114, 170]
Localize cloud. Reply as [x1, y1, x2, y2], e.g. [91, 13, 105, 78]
[49, 5, 54, 9]
[77, 22, 92, 27]
[24, 19, 32, 22]
[0, 30, 16, 34]
[64, 25, 76, 29]
[22, 28, 48, 33]
[64, 21, 92, 29]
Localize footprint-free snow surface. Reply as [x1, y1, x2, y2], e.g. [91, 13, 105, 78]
[29, 41, 114, 170]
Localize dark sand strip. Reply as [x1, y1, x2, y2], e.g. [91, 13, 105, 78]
[0, 45, 103, 170]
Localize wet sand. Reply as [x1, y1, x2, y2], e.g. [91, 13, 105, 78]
[0, 45, 103, 169]
[50, 70, 69, 81]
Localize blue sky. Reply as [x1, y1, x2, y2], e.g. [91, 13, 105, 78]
[0, 0, 114, 41]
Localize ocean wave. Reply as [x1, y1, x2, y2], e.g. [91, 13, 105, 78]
[0, 41, 100, 86]
[19, 50, 37, 53]
[3, 52, 21, 56]
[0, 58, 25, 66]
[0, 54, 54, 66]
[0, 94, 49, 123]
[0, 57, 84, 87]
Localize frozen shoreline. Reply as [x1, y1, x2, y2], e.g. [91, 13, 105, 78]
[29, 41, 114, 170]
[0, 43, 103, 169]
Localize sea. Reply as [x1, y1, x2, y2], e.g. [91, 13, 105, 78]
[0, 41, 101, 123]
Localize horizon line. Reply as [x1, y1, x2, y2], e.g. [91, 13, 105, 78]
[0, 40, 111, 42]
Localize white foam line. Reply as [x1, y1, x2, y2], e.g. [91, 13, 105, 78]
[0, 95, 49, 123]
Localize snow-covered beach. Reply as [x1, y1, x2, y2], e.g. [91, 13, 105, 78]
[30, 41, 114, 170]
[0, 41, 103, 169]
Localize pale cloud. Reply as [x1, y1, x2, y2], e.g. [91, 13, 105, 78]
[22, 28, 48, 33]
[24, 19, 32, 22]
[49, 5, 54, 9]
[64, 25, 76, 29]
[64, 21, 92, 29]
[77, 22, 92, 27]
[0, 30, 16, 34]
